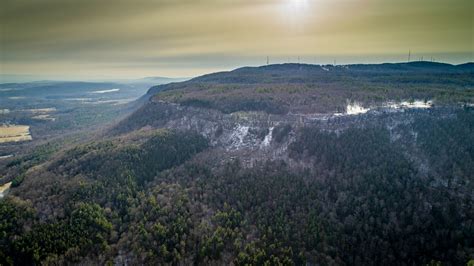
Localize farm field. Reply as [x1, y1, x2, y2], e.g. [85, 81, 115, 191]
[0, 181, 11, 198]
[0, 125, 32, 143]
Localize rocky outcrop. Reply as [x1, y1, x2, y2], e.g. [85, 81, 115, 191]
[112, 93, 470, 169]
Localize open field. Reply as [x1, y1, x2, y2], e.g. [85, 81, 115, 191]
[0, 125, 32, 143]
[0, 181, 11, 198]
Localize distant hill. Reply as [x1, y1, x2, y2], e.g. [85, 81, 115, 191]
[145, 62, 473, 115]
[189, 61, 474, 83]
[140, 76, 190, 83]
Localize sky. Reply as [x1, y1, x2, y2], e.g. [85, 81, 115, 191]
[1, 0, 473, 80]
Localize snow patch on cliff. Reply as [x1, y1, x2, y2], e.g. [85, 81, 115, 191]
[261, 127, 274, 148]
[336, 100, 433, 117]
[346, 103, 370, 115]
[387, 100, 433, 109]
[229, 125, 249, 149]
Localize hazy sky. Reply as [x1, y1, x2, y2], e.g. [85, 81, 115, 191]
[1, 0, 472, 80]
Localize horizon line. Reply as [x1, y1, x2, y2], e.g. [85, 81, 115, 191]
[1, 60, 473, 84]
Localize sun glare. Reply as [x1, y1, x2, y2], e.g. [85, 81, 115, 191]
[280, 0, 312, 26]
[286, 0, 309, 14]
[284, 0, 310, 18]
[289, 0, 309, 9]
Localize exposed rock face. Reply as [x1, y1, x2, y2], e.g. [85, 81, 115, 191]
[109, 62, 473, 168]
[112, 96, 468, 170]
[113, 100, 294, 166]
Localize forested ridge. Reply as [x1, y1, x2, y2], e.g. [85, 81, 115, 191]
[1, 63, 473, 265]
[148, 62, 474, 115]
[1, 108, 473, 265]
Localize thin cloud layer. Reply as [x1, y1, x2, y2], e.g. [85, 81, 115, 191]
[1, 0, 472, 79]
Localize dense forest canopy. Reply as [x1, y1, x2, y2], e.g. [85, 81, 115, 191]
[1, 63, 473, 265]
[149, 62, 474, 114]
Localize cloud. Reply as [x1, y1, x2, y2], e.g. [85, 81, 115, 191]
[1, 0, 472, 78]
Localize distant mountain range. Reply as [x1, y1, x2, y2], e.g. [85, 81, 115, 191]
[0, 74, 189, 84]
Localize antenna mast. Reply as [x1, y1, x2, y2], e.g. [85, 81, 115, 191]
[266, 56, 269, 65]
[408, 50, 411, 62]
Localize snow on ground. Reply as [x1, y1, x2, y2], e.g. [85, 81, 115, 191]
[25, 108, 56, 113]
[346, 103, 370, 115]
[387, 100, 433, 109]
[90, 88, 120, 94]
[65, 98, 94, 101]
[0, 154, 13, 160]
[333, 100, 432, 117]
[261, 127, 274, 147]
[32, 115, 56, 121]
[229, 125, 249, 149]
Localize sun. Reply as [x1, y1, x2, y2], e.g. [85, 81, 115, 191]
[280, 0, 311, 23]
[283, 0, 310, 16]
[289, 0, 309, 8]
